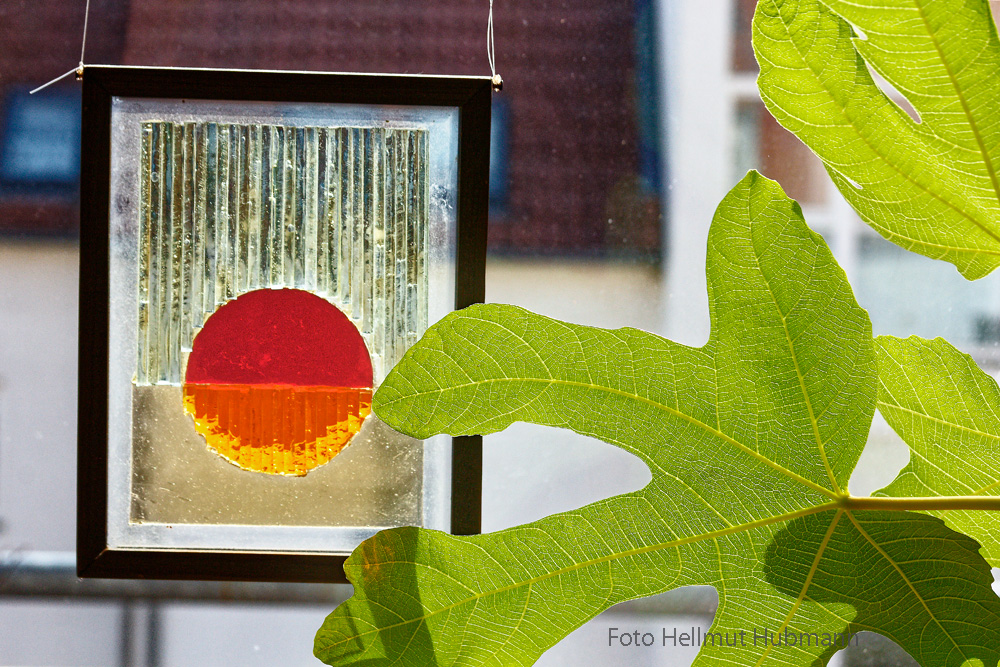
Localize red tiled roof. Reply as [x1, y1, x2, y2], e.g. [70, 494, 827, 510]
[1, 0, 656, 253]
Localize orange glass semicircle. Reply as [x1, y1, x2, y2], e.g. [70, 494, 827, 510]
[182, 288, 374, 476]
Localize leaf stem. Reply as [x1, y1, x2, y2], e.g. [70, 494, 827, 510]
[841, 496, 1000, 511]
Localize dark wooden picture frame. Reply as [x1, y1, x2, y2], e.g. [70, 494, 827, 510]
[78, 66, 489, 583]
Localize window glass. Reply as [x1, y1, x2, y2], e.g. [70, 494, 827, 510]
[2, 1, 996, 665]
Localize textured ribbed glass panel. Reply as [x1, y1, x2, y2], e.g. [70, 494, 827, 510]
[159, 123, 173, 383]
[416, 131, 429, 345]
[203, 124, 217, 319]
[137, 124, 152, 384]
[370, 129, 383, 376]
[339, 128, 353, 310]
[191, 124, 207, 351]
[180, 124, 196, 353]
[303, 127, 319, 290]
[316, 128, 330, 296]
[351, 128, 364, 324]
[134, 121, 431, 386]
[259, 127, 272, 287]
[381, 130, 394, 368]
[406, 131, 420, 348]
[283, 127, 297, 288]
[246, 125, 262, 291]
[236, 125, 250, 295]
[392, 129, 407, 369]
[146, 123, 162, 383]
[169, 124, 184, 381]
[362, 128, 374, 336]
[216, 124, 231, 304]
[270, 126, 284, 287]
[227, 125, 240, 301]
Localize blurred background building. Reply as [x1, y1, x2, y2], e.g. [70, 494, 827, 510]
[1, 1, 999, 665]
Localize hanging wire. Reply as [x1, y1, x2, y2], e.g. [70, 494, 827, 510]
[33, 0, 492, 93]
[30, 0, 91, 94]
[488, 0, 502, 91]
[29, 68, 78, 94]
[78, 0, 91, 74]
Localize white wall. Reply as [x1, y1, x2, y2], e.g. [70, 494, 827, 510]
[0, 241, 79, 552]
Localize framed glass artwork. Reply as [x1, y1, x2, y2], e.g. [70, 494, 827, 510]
[77, 66, 490, 582]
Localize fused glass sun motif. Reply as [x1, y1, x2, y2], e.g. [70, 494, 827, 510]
[183, 289, 373, 475]
[132, 119, 431, 479]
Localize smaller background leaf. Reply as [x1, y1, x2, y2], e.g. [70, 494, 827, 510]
[754, 0, 1000, 278]
[876, 335, 1000, 566]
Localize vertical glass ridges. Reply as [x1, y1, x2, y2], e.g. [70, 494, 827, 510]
[136, 122, 430, 386]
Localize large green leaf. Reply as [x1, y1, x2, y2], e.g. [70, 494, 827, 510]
[753, 0, 1000, 279]
[314, 173, 1000, 666]
[876, 335, 1000, 566]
